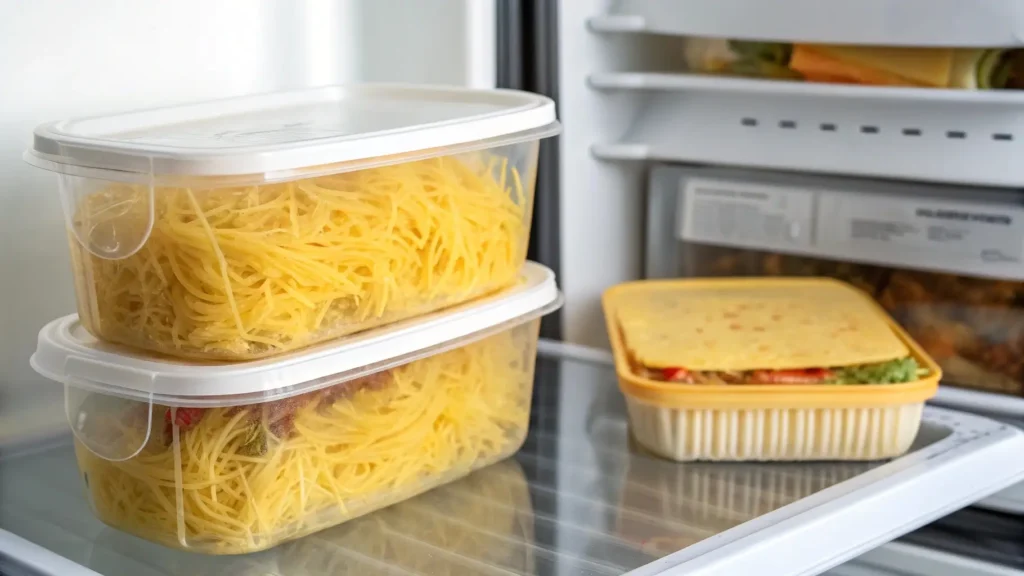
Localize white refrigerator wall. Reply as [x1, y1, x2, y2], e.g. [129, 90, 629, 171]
[0, 0, 494, 444]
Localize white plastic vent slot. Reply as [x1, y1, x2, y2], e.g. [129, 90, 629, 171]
[737, 117, 1015, 143]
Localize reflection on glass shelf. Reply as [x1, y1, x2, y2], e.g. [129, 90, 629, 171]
[0, 352, 1018, 576]
[277, 459, 535, 576]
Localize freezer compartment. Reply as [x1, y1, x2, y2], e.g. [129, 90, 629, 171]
[646, 165, 1024, 396]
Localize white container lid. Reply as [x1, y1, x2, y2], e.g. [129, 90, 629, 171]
[25, 83, 559, 181]
[31, 262, 560, 408]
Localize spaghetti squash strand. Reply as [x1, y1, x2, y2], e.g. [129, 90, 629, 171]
[73, 155, 528, 359]
[73, 325, 536, 554]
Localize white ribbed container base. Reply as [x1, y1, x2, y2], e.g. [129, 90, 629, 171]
[625, 399, 924, 461]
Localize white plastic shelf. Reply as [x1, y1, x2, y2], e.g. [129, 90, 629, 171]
[932, 386, 1024, 420]
[930, 386, 1024, 516]
[589, 0, 1024, 47]
[589, 72, 1024, 188]
[830, 542, 1024, 576]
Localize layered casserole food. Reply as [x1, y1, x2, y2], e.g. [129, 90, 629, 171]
[604, 278, 940, 461]
[698, 246, 1024, 395]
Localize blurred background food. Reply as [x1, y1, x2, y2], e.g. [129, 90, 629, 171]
[694, 244, 1024, 395]
[683, 38, 1024, 89]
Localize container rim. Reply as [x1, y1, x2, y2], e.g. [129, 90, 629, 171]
[31, 262, 561, 407]
[25, 83, 560, 182]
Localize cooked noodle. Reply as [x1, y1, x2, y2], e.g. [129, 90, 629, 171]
[74, 323, 538, 554]
[71, 154, 529, 360]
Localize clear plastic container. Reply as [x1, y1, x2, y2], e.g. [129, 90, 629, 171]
[26, 85, 560, 360]
[688, 245, 1024, 396]
[603, 277, 941, 462]
[29, 262, 561, 554]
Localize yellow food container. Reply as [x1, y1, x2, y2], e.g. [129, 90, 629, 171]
[603, 277, 941, 462]
[26, 85, 560, 360]
[30, 263, 560, 554]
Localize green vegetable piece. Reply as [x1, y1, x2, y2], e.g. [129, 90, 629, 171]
[836, 357, 921, 385]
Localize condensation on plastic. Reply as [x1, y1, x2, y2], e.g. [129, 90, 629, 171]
[624, 399, 924, 461]
[71, 319, 541, 554]
[603, 277, 941, 462]
[63, 139, 540, 360]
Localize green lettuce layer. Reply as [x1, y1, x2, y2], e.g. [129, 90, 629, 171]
[832, 357, 921, 385]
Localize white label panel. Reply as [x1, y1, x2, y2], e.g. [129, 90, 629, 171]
[817, 192, 1024, 275]
[679, 179, 815, 252]
[677, 176, 1024, 280]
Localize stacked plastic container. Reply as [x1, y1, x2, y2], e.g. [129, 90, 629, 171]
[25, 84, 561, 553]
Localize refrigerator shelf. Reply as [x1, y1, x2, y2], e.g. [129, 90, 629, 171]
[589, 72, 1024, 187]
[3, 346, 1024, 576]
[977, 484, 1024, 516]
[933, 387, 1024, 421]
[929, 386, 1024, 515]
[829, 541, 1024, 576]
[588, 0, 1024, 47]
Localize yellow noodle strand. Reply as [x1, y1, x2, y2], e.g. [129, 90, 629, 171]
[72, 156, 527, 359]
[73, 326, 535, 554]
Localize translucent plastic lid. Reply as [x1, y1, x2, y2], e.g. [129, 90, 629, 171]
[25, 84, 559, 180]
[31, 262, 560, 407]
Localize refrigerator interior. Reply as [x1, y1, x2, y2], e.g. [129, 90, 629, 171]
[555, 0, 1024, 348]
[3, 0, 1024, 574]
[553, 0, 1024, 569]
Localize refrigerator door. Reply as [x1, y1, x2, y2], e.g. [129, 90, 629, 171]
[3, 346, 1024, 576]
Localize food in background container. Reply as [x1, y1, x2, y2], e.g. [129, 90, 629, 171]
[26, 85, 559, 360]
[682, 36, 1024, 89]
[698, 245, 1024, 396]
[878, 271, 1024, 395]
[789, 45, 1024, 89]
[602, 278, 940, 462]
[692, 244, 891, 296]
[29, 263, 561, 554]
[683, 39, 800, 80]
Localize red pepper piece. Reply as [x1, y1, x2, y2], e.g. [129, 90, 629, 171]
[164, 407, 205, 430]
[750, 368, 834, 384]
[661, 367, 693, 382]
